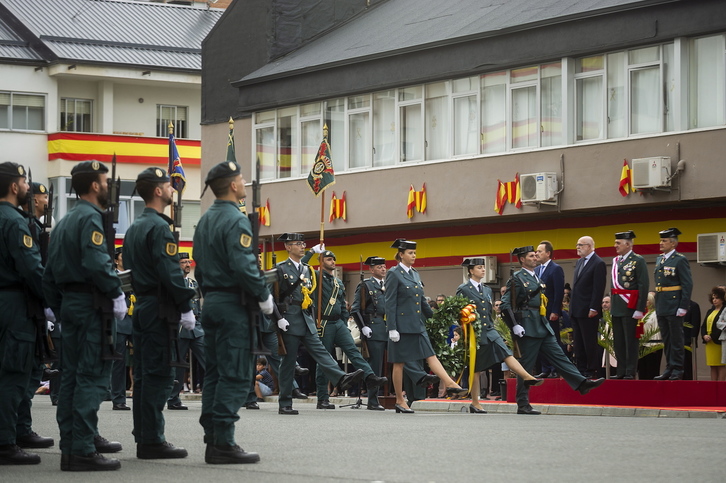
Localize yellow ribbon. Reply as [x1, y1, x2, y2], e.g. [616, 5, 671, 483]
[539, 293, 548, 316]
[128, 294, 136, 316]
[460, 317, 477, 394]
[300, 270, 317, 310]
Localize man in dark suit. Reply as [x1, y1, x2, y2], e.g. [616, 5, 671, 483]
[501, 246, 604, 415]
[570, 236, 607, 378]
[534, 240, 565, 378]
[653, 228, 693, 381]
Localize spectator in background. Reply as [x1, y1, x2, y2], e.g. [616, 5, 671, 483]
[637, 292, 662, 380]
[253, 357, 274, 400]
[701, 287, 726, 381]
[682, 299, 701, 380]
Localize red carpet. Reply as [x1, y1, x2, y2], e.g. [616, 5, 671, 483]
[503, 378, 726, 409]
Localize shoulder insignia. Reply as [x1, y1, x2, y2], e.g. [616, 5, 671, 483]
[91, 231, 104, 246]
[240, 234, 252, 248]
[23, 234, 33, 248]
[166, 242, 178, 256]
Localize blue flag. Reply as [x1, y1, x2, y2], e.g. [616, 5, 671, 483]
[168, 131, 186, 193]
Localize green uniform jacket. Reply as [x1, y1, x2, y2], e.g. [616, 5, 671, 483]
[500, 269, 553, 339]
[275, 256, 316, 336]
[351, 277, 387, 342]
[193, 200, 270, 304]
[653, 251, 693, 315]
[123, 207, 194, 313]
[43, 200, 121, 311]
[456, 280, 498, 342]
[610, 251, 649, 317]
[310, 269, 348, 322]
[384, 264, 433, 334]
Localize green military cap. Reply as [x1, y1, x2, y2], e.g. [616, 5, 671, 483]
[659, 227, 681, 238]
[511, 246, 534, 257]
[114, 246, 123, 259]
[364, 256, 386, 266]
[71, 160, 108, 176]
[278, 233, 304, 242]
[461, 257, 487, 266]
[615, 230, 636, 240]
[0, 161, 27, 178]
[391, 238, 416, 250]
[205, 161, 241, 185]
[32, 182, 48, 194]
[320, 250, 336, 260]
[136, 167, 170, 183]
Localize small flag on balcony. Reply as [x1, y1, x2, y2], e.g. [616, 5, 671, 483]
[493, 173, 521, 214]
[168, 123, 186, 193]
[307, 124, 335, 197]
[329, 191, 347, 222]
[494, 180, 507, 214]
[407, 183, 427, 219]
[618, 159, 632, 196]
[256, 199, 270, 226]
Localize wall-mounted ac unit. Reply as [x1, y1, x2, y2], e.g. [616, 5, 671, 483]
[520, 172, 557, 203]
[697, 232, 726, 264]
[461, 256, 498, 284]
[631, 157, 671, 189]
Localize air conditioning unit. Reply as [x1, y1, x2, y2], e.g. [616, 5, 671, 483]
[697, 232, 726, 264]
[461, 256, 498, 284]
[631, 157, 671, 189]
[520, 172, 557, 203]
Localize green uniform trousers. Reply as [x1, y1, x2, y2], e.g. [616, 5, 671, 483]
[16, 362, 43, 438]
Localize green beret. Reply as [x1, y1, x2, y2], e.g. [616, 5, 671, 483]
[32, 182, 48, 194]
[136, 167, 170, 183]
[0, 161, 27, 178]
[321, 250, 336, 260]
[205, 161, 241, 185]
[71, 160, 108, 176]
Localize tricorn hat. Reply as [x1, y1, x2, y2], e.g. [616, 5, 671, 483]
[615, 230, 636, 240]
[659, 227, 681, 238]
[364, 256, 386, 266]
[461, 257, 487, 267]
[278, 233, 304, 242]
[391, 238, 417, 250]
[511, 246, 534, 258]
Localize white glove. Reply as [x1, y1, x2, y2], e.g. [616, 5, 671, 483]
[180, 310, 195, 331]
[278, 318, 290, 331]
[47, 320, 55, 332]
[513, 324, 525, 337]
[676, 308, 687, 317]
[633, 310, 645, 320]
[310, 243, 325, 254]
[44, 307, 56, 323]
[389, 330, 400, 342]
[112, 294, 127, 320]
[361, 326, 372, 338]
[258, 294, 274, 315]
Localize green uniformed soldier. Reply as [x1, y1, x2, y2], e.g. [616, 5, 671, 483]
[0, 162, 46, 465]
[43, 160, 127, 471]
[306, 250, 386, 410]
[15, 181, 56, 451]
[193, 161, 272, 464]
[456, 257, 542, 413]
[610, 231, 649, 379]
[653, 228, 693, 380]
[501, 246, 604, 415]
[123, 167, 195, 460]
[274, 234, 364, 415]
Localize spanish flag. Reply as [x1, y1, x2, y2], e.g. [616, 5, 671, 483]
[506, 173, 522, 208]
[329, 191, 347, 222]
[256, 199, 270, 226]
[619, 159, 632, 196]
[407, 184, 427, 219]
[494, 180, 507, 214]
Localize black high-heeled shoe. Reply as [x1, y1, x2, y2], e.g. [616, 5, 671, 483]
[394, 404, 414, 414]
[445, 386, 468, 396]
[469, 405, 487, 414]
[524, 378, 544, 387]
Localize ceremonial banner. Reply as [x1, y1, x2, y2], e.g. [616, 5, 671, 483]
[329, 191, 347, 222]
[168, 125, 186, 193]
[307, 124, 335, 197]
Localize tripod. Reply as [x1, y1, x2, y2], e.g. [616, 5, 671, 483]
[339, 381, 364, 409]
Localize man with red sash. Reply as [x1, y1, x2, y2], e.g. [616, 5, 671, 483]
[610, 230, 649, 379]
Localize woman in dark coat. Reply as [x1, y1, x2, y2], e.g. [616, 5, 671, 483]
[385, 239, 466, 413]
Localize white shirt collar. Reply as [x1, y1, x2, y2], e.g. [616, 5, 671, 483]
[663, 249, 676, 260]
[523, 267, 536, 277]
[398, 262, 411, 273]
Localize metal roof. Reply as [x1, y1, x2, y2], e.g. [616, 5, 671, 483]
[0, 0, 222, 70]
[0, 15, 43, 60]
[238, 0, 675, 84]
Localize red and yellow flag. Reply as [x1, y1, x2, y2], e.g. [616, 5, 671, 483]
[494, 180, 507, 214]
[619, 159, 632, 196]
[256, 199, 270, 226]
[494, 173, 521, 214]
[407, 183, 427, 219]
[329, 191, 347, 222]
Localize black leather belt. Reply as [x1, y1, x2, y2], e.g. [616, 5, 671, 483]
[204, 287, 239, 294]
[0, 286, 24, 292]
[321, 315, 340, 321]
[61, 283, 93, 293]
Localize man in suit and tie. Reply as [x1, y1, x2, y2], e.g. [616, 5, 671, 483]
[653, 228, 693, 380]
[570, 236, 607, 378]
[167, 252, 206, 410]
[534, 240, 566, 378]
[501, 246, 604, 415]
[610, 231, 649, 379]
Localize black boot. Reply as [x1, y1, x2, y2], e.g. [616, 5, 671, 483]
[0, 444, 40, 465]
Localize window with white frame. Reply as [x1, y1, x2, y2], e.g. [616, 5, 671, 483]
[398, 86, 423, 162]
[452, 78, 477, 157]
[156, 105, 188, 138]
[373, 90, 396, 167]
[689, 34, 725, 129]
[425, 81, 451, 160]
[60, 98, 92, 132]
[480, 71, 507, 154]
[0, 91, 45, 131]
[575, 56, 605, 141]
[348, 95, 371, 169]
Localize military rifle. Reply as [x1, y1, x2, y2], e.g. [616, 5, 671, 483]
[351, 255, 370, 359]
[503, 255, 522, 359]
[24, 170, 58, 364]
